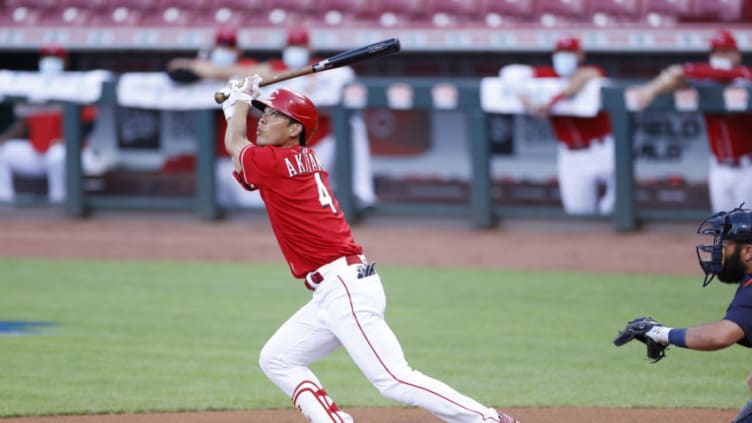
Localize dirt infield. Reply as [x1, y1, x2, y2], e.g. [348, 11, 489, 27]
[0, 407, 740, 423]
[0, 207, 738, 422]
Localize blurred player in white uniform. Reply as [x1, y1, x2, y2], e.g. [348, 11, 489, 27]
[517, 36, 615, 215]
[0, 45, 108, 204]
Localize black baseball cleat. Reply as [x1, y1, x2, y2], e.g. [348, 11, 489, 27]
[497, 410, 520, 423]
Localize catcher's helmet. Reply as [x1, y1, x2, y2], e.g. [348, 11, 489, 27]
[696, 205, 752, 286]
[252, 88, 318, 144]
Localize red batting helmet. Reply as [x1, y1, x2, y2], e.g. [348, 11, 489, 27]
[286, 28, 309, 47]
[215, 27, 237, 48]
[40, 44, 66, 58]
[555, 36, 582, 52]
[252, 88, 319, 143]
[710, 30, 738, 51]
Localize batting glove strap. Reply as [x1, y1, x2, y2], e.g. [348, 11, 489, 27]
[222, 94, 237, 120]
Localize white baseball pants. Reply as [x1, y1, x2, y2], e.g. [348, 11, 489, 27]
[0, 140, 65, 203]
[258, 256, 506, 423]
[0, 140, 111, 204]
[557, 135, 615, 215]
[708, 157, 752, 213]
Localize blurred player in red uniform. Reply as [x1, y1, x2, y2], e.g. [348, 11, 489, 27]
[0, 45, 105, 204]
[219, 77, 519, 423]
[630, 29, 752, 212]
[519, 36, 615, 215]
[166, 27, 273, 82]
[166, 28, 274, 208]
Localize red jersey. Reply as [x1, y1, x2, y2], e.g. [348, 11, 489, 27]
[683, 63, 752, 161]
[24, 106, 96, 153]
[533, 66, 612, 149]
[236, 143, 362, 278]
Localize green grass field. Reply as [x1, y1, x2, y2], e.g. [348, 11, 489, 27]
[0, 257, 748, 417]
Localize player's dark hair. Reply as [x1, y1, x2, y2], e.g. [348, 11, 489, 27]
[286, 118, 306, 146]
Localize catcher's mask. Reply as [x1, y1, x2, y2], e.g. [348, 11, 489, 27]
[696, 204, 752, 287]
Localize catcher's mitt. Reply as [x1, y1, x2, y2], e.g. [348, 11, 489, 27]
[613, 316, 668, 363]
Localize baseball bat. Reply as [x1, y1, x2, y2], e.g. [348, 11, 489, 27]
[214, 37, 401, 104]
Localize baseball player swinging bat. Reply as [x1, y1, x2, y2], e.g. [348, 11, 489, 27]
[214, 37, 401, 104]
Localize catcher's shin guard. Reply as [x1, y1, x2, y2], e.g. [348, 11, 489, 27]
[292, 380, 353, 423]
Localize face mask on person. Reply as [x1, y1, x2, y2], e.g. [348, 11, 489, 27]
[709, 55, 733, 70]
[38, 56, 64, 76]
[552, 52, 578, 77]
[282, 46, 310, 69]
[210, 48, 238, 66]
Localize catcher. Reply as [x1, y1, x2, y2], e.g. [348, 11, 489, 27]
[614, 205, 752, 422]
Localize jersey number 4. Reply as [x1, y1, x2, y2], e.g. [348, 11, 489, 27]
[314, 172, 337, 214]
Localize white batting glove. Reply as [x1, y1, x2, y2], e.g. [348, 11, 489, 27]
[221, 75, 262, 120]
[230, 74, 262, 105]
[220, 80, 238, 120]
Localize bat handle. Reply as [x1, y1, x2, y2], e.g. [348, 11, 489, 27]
[214, 91, 229, 104]
[214, 67, 314, 104]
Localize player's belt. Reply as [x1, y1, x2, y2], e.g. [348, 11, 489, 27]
[563, 135, 607, 151]
[305, 255, 365, 290]
[717, 153, 752, 168]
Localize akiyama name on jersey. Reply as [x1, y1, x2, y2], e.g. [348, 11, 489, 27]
[284, 150, 325, 177]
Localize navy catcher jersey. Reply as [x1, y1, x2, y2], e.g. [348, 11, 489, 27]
[724, 274, 752, 347]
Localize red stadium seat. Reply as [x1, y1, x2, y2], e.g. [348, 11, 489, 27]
[480, 0, 536, 25]
[588, 0, 643, 25]
[691, 0, 744, 21]
[0, 0, 56, 25]
[0, 6, 43, 25]
[138, 0, 213, 26]
[641, 0, 692, 25]
[90, 0, 155, 26]
[312, 0, 374, 26]
[59, 0, 108, 8]
[38, 6, 90, 25]
[427, 0, 482, 26]
[37, 0, 108, 25]
[265, 0, 317, 25]
[535, 0, 589, 25]
[372, 0, 429, 27]
[203, 0, 268, 26]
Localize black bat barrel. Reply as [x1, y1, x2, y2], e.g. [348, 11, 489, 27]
[312, 38, 401, 72]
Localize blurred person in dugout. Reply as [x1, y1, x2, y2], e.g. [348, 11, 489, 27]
[629, 29, 752, 213]
[516, 36, 615, 216]
[0, 45, 106, 204]
[167, 27, 377, 210]
[167, 28, 273, 208]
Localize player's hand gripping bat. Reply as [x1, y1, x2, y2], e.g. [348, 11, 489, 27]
[214, 37, 401, 104]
